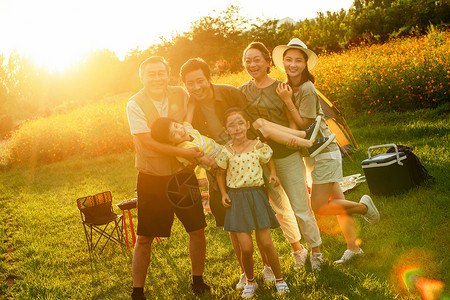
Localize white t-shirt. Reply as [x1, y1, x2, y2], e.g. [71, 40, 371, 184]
[126, 98, 168, 135]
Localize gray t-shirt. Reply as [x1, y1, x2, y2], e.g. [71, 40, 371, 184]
[294, 81, 339, 153]
[239, 80, 297, 159]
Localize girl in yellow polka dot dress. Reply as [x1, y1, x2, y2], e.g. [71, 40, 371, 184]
[216, 108, 290, 298]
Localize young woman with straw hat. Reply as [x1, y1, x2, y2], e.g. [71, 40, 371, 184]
[272, 38, 380, 264]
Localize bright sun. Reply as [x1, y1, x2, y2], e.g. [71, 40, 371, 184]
[25, 47, 86, 73]
[1, 0, 354, 72]
[1, 0, 99, 72]
[0, 0, 205, 72]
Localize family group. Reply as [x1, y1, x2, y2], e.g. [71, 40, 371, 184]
[127, 39, 380, 299]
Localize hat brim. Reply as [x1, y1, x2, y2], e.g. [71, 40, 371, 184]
[272, 45, 318, 72]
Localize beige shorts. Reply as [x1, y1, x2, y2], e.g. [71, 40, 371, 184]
[304, 149, 343, 184]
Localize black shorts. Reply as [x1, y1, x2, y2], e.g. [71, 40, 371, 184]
[136, 170, 206, 237]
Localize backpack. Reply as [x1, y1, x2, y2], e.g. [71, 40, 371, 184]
[386, 145, 434, 186]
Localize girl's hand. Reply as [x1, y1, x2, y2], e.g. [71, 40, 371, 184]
[286, 137, 298, 149]
[197, 156, 217, 168]
[276, 82, 293, 104]
[222, 194, 232, 207]
[269, 174, 280, 187]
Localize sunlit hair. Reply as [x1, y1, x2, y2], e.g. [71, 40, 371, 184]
[243, 42, 272, 74]
[151, 117, 176, 144]
[283, 49, 315, 86]
[180, 58, 211, 83]
[139, 56, 170, 80]
[223, 107, 250, 127]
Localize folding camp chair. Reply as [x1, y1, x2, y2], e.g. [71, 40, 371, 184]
[76, 191, 125, 255]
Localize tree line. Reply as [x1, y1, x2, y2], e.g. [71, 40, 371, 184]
[0, 0, 449, 135]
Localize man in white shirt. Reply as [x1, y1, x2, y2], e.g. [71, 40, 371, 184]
[127, 56, 210, 299]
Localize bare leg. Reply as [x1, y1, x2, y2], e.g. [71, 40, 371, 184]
[258, 126, 312, 148]
[291, 241, 305, 251]
[236, 232, 255, 280]
[253, 118, 306, 138]
[311, 246, 321, 253]
[255, 234, 269, 266]
[311, 182, 362, 252]
[132, 235, 154, 287]
[336, 214, 359, 252]
[311, 182, 367, 216]
[255, 228, 282, 279]
[230, 232, 245, 272]
[330, 184, 360, 252]
[188, 228, 206, 276]
[253, 118, 311, 148]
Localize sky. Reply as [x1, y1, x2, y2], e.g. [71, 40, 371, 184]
[0, 0, 354, 71]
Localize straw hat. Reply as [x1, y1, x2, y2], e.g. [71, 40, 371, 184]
[272, 38, 318, 71]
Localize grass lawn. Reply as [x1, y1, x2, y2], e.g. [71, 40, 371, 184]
[1, 107, 449, 299]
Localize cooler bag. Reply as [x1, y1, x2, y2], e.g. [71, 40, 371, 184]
[361, 144, 415, 196]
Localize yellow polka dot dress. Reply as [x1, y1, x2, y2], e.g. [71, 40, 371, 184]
[216, 141, 280, 232]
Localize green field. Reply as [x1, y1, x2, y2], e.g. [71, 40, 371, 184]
[1, 106, 449, 299]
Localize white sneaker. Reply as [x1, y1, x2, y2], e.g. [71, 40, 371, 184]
[275, 281, 290, 294]
[292, 248, 308, 269]
[334, 248, 364, 264]
[310, 252, 324, 272]
[360, 195, 380, 224]
[242, 281, 258, 298]
[262, 265, 275, 283]
[236, 273, 247, 290]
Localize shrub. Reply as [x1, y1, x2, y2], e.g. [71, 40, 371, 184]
[1, 100, 133, 166]
[214, 59, 231, 75]
[0, 115, 14, 139]
[215, 29, 450, 116]
[314, 30, 450, 115]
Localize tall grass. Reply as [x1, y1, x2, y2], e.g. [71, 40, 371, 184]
[1, 99, 133, 167]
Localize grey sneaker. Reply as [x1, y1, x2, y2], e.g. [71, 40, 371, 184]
[305, 115, 322, 140]
[310, 252, 324, 272]
[242, 281, 258, 298]
[305, 116, 322, 141]
[360, 195, 380, 224]
[292, 248, 308, 269]
[236, 273, 247, 290]
[275, 281, 290, 294]
[308, 134, 335, 158]
[334, 248, 364, 264]
[262, 265, 275, 283]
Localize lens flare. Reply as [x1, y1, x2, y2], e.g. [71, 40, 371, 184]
[416, 277, 444, 300]
[315, 208, 362, 238]
[316, 215, 341, 235]
[392, 249, 445, 300]
[399, 265, 421, 290]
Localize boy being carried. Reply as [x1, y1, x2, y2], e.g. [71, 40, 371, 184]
[151, 117, 220, 169]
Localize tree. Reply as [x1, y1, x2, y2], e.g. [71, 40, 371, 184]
[0, 55, 9, 115]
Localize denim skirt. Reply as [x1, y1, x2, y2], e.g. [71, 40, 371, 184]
[224, 186, 280, 232]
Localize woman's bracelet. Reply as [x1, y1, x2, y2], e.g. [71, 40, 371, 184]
[288, 106, 296, 112]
